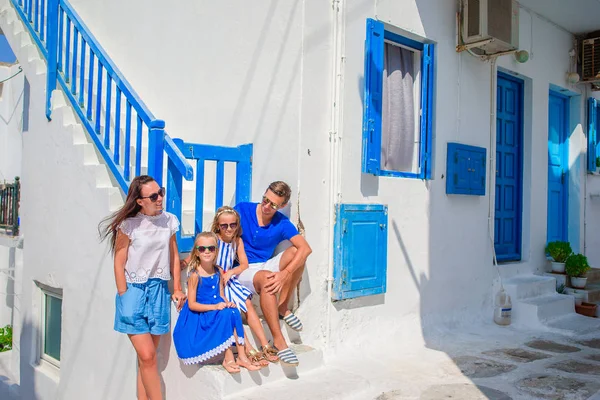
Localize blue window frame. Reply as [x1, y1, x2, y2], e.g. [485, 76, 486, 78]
[333, 204, 388, 300]
[589, 98, 599, 172]
[362, 18, 434, 179]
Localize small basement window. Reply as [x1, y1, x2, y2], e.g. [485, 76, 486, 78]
[36, 282, 63, 368]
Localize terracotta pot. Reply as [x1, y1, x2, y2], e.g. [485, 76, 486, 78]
[571, 277, 588, 289]
[575, 302, 597, 317]
[551, 262, 566, 273]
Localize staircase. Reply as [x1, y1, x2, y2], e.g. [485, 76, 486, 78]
[0, 0, 323, 398]
[504, 269, 600, 335]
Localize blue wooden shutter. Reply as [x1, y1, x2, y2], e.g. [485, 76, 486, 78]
[333, 204, 388, 300]
[420, 43, 434, 179]
[589, 98, 598, 172]
[362, 19, 384, 175]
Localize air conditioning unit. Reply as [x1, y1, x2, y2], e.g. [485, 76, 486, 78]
[461, 0, 519, 55]
[582, 37, 600, 82]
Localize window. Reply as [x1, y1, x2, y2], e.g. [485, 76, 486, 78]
[589, 97, 599, 172]
[362, 18, 434, 179]
[37, 282, 62, 367]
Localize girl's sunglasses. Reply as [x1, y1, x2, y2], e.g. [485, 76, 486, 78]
[195, 245, 216, 253]
[219, 223, 238, 231]
[140, 187, 165, 202]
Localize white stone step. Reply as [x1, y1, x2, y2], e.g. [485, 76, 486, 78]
[224, 364, 370, 400]
[545, 313, 600, 336]
[160, 341, 324, 400]
[513, 294, 574, 327]
[503, 274, 556, 300]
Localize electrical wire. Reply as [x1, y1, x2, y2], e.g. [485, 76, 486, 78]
[0, 65, 23, 84]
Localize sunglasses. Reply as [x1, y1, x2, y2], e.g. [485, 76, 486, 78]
[140, 187, 165, 202]
[262, 196, 281, 210]
[195, 245, 216, 253]
[219, 222, 238, 231]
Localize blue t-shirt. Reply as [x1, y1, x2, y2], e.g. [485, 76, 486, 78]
[234, 202, 299, 263]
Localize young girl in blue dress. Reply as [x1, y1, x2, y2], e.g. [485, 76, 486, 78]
[173, 232, 261, 373]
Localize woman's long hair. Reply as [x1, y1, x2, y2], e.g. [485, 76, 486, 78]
[99, 175, 156, 251]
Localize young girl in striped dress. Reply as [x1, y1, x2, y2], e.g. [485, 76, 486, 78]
[211, 206, 279, 365]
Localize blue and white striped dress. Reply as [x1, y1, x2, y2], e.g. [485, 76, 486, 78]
[217, 239, 253, 313]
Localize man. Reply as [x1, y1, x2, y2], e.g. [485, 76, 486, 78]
[235, 181, 312, 365]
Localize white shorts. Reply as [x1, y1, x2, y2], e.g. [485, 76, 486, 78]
[238, 252, 284, 294]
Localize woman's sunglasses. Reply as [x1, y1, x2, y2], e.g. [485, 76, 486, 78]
[262, 196, 281, 210]
[219, 223, 238, 231]
[140, 187, 165, 202]
[195, 245, 216, 253]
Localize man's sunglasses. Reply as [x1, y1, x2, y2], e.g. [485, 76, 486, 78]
[262, 196, 281, 210]
[219, 223, 238, 231]
[195, 245, 216, 253]
[140, 187, 165, 202]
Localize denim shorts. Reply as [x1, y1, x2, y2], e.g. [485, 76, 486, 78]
[114, 278, 170, 335]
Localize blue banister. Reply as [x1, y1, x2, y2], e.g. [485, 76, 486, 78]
[24, 0, 194, 194]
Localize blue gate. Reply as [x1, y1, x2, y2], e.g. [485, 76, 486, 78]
[166, 141, 253, 252]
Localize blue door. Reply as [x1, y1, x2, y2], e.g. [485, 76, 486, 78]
[547, 92, 568, 243]
[495, 73, 523, 262]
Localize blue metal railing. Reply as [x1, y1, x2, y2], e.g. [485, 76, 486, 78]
[12, 0, 49, 59]
[167, 141, 253, 252]
[11, 0, 193, 193]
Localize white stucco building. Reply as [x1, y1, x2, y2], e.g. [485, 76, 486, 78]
[1, 0, 600, 399]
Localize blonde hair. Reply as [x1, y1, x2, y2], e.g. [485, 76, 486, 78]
[187, 232, 219, 275]
[211, 206, 242, 245]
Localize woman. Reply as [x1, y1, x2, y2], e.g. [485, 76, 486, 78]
[100, 175, 186, 400]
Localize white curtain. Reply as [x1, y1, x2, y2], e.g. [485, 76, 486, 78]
[381, 43, 416, 172]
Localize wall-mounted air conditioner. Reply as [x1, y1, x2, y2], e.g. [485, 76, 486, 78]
[461, 0, 519, 55]
[582, 37, 600, 82]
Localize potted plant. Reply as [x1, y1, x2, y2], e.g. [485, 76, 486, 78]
[566, 253, 591, 289]
[545, 241, 572, 273]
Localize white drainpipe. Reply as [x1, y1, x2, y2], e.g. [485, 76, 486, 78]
[326, 0, 345, 348]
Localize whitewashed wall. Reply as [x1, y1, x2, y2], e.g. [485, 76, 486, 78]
[0, 63, 24, 330]
[327, 0, 589, 350]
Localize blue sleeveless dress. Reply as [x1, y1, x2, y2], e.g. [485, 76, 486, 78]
[217, 239, 253, 312]
[173, 271, 245, 365]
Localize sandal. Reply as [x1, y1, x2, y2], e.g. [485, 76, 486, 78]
[237, 357, 262, 371]
[275, 346, 299, 366]
[261, 344, 280, 363]
[222, 360, 241, 374]
[247, 349, 269, 367]
[279, 312, 303, 331]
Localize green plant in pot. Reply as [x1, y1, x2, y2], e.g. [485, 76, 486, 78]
[566, 253, 591, 289]
[545, 241, 572, 273]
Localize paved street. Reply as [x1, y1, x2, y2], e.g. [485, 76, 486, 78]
[232, 319, 600, 400]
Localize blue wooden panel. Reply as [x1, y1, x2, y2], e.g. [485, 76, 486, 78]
[495, 73, 523, 262]
[361, 18, 384, 175]
[446, 143, 486, 195]
[333, 204, 388, 300]
[547, 91, 568, 243]
[589, 98, 598, 172]
[469, 148, 486, 195]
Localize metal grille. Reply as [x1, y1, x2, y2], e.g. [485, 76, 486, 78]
[0, 177, 20, 236]
[582, 38, 600, 81]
